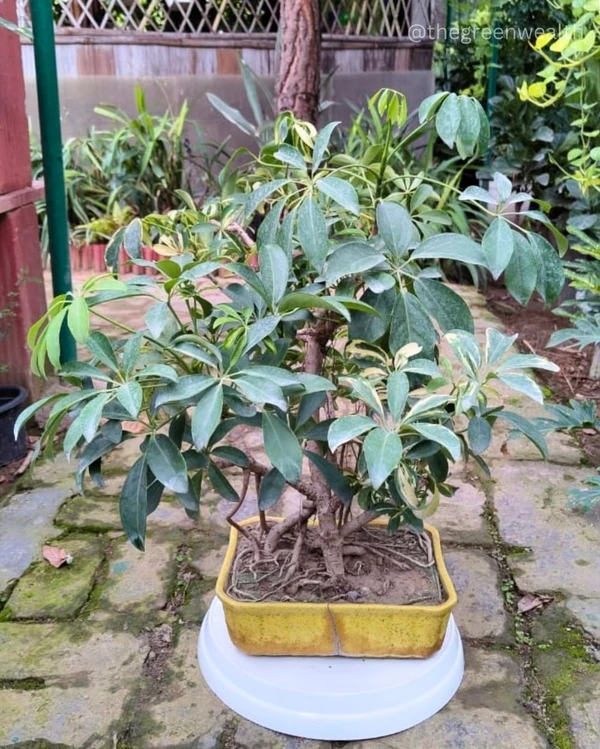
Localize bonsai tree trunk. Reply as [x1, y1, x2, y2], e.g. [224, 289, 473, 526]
[276, 0, 321, 124]
[300, 317, 346, 581]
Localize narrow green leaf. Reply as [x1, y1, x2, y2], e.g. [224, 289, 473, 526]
[530, 234, 565, 304]
[317, 176, 360, 215]
[497, 354, 559, 373]
[411, 423, 461, 461]
[325, 242, 385, 286]
[116, 381, 143, 418]
[76, 434, 115, 485]
[498, 373, 544, 404]
[235, 375, 287, 411]
[257, 197, 286, 246]
[211, 446, 250, 467]
[363, 428, 403, 490]
[279, 292, 350, 322]
[328, 415, 378, 452]
[105, 227, 126, 271]
[206, 92, 256, 135]
[414, 278, 474, 333]
[243, 315, 281, 353]
[59, 361, 113, 383]
[497, 411, 548, 458]
[435, 93, 460, 148]
[377, 202, 414, 257]
[121, 333, 143, 375]
[145, 302, 178, 341]
[146, 434, 189, 494]
[67, 297, 90, 344]
[155, 375, 214, 408]
[245, 179, 290, 217]
[411, 234, 487, 267]
[389, 292, 437, 359]
[468, 417, 492, 455]
[263, 410, 303, 483]
[46, 308, 68, 370]
[297, 197, 328, 272]
[313, 121, 340, 169]
[295, 373, 336, 393]
[119, 455, 148, 551]
[192, 384, 223, 450]
[208, 463, 239, 501]
[387, 371, 409, 423]
[237, 366, 300, 387]
[258, 468, 286, 510]
[259, 244, 289, 307]
[139, 364, 180, 382]
[349, 288, 396, 343]
[297, 391, 326, 427]
[79, 393, 111, 443]
[482, 219, 514, 280]
[504, 232, 537, 305]
[123, 218, 143, 259]
[485, 328, 517, 366]
[404, 394, 451, 422]
[86, 331, 120, 372]
[13, 394, 63, 438]
[274, 144, 306, 170]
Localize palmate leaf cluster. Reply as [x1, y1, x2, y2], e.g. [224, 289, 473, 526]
[20, 92, 563, 550]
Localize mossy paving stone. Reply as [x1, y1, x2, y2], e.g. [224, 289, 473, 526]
[0, 623, 145, 748]
[3, 537, 104, 620]
[0, 488, 71, 592]
[493, 461, 600, 639]
[88, 533, 176, 621]
[137, 629, 328, 749]
[532, 604, 600, 749]
[343, 649, 547, 748]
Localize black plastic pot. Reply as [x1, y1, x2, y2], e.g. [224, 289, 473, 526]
[0, 386, 28, 467]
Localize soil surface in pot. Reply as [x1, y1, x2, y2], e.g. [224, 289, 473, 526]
[227, 525, 445, 605]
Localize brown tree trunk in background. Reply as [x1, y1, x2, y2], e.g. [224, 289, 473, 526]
[276, 0, 321, 124]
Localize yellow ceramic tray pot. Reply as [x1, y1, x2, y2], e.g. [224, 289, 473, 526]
[215, 516, 457, 658]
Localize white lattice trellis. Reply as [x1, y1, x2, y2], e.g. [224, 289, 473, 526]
[16, 0, 433, 36]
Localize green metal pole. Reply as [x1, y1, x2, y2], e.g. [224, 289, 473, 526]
[486, 4, 500, 119]
[29, 0, 76, 363]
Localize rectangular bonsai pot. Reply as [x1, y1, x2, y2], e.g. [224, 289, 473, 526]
[215, 516, 458, 658]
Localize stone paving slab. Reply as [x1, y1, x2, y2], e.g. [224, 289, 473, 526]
[493, 461, 600, 638]
[566, 679, 600, 749]
[141, 629, 329, 749]
[89, 532, 176, 621]
[434, 474, 492, 547]
[444, 549, 510, 641]
[0, 624, 145, 748]
[0, 487, 70, 592]
[344, 648, 547, 749]
[4, 536, 104, 620]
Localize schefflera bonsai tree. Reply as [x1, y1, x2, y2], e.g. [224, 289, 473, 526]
[18, 92, 562, 586]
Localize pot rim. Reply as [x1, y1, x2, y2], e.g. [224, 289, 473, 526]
[0, 386, 28, 416]
[216, 516, 458, 614]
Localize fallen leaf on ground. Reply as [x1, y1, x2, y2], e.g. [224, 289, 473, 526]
[517, 592, 553, 614]
[43, 546, 72, 568]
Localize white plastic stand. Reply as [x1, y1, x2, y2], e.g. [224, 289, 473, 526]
[198, 598, 464, 741]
